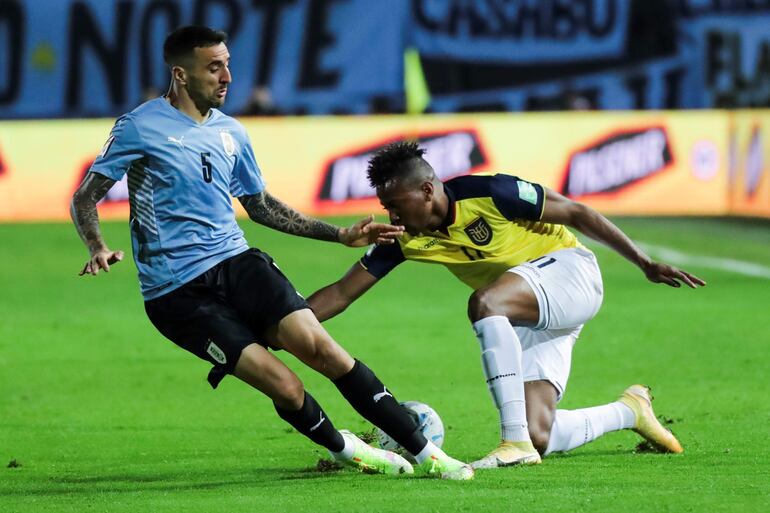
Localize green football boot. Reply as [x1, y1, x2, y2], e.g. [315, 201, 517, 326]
[334, 430, 414, 475]
[418, 448, 474, 480]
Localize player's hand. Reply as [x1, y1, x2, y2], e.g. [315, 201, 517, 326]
[79, 249, 124, 276]
[642, 260, 706, 288]
[338, 215, 404, 247]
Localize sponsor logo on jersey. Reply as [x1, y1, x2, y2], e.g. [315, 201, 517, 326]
[421, 238, 441, 250]
[464, 217, 493, 246]
[561, 126, 673, 197]
[167, 135, 185, 147]
[220, 131, 236, 156]
[316, 129, 489, 204]
[206, 339, 227, 365]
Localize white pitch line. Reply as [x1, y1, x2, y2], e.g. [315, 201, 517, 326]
[637, 242, 770, 279]
[584, 240, 770, 279]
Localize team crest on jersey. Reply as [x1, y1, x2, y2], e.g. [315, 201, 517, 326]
[220, 131, 236, 156]
[464, 217, 493, 246]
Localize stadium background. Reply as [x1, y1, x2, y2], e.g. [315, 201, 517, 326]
[1, 0, 769, 220]
[2, 1, 769, 512]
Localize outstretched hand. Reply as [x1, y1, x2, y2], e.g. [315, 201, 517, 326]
[79, 248, 124, 276]
[642, 260, 706, 288]
[338, 215, 405, 247]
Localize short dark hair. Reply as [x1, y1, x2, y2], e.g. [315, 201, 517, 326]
[163, 26, 228, 66]
[367, 141, 428, 189]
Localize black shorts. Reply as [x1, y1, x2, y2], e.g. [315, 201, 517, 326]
[144, 248, 309, 389]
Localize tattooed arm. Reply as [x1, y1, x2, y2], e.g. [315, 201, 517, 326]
[238, 191, 403, 247]
[71, 172, 124, 276]
[239, 191, 340, 241]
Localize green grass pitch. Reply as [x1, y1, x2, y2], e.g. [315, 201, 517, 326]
[1, 217, 768, 512]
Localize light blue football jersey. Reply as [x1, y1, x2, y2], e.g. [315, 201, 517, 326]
[89, 97, 265, 300]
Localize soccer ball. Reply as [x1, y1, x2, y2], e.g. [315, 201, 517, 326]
[377, 401, 444, 461]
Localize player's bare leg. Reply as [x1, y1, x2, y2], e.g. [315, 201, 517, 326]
[468, 273, 542, 468]
[263, 309, 354, 380]
[538, 385, 682, 456]
[524, 381, 559, 454]
[233, 342, 306, 409]
[266, 310, 472, 479]
[522, 380, 682, 457]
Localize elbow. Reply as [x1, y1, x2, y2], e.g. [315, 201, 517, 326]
[246, 211, 272, 228]
[69, 192, 84, 222]
[242, 207, 259, 224]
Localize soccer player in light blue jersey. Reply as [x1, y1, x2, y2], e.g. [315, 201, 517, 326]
[70, 26, 473, 480]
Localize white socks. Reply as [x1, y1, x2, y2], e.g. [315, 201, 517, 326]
[545, 402, 636, 455]
[472, 316, 530, 442]
[331, 431, 444, 464]
[472, 316, 638, 453]
[330, 431, 355, 460]
[413, 441, 442, 464]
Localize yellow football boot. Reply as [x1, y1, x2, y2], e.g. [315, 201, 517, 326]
[470, 440, 542, 469]
[618, 385, 684, 454]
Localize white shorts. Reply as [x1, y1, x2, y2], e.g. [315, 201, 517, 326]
[507, 247, 604, 400]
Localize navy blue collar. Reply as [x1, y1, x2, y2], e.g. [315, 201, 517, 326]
[436, 183, 456, 234]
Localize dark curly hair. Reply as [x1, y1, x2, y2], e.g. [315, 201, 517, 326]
[367, 141, 428, 189]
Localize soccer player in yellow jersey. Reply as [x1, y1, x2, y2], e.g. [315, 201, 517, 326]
[308, 142, 706, 469]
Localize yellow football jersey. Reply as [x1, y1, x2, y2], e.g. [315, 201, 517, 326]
[361, 174, 584, 290]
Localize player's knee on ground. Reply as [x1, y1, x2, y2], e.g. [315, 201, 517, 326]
[529, 424, 552, 455]
[526, 406, 555, 455]
[524, 381, 558, 454]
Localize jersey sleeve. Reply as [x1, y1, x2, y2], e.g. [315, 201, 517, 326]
[489, 174, 545, 221]
[230, 127, 266, 197]
[359, 242, 406, 279]
[88, 115, 143, 181]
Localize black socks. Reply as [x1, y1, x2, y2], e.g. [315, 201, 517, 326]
[334, 359, 427, 455]
[274, 391, 345, 453]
